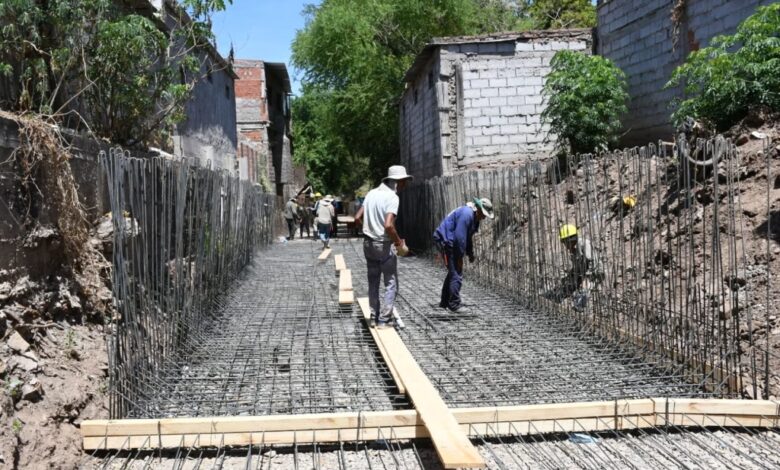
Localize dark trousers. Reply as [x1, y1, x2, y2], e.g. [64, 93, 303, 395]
[285, 218, 296, 240]
[300, 220, 310, 237]
[439, 247, 463, 310]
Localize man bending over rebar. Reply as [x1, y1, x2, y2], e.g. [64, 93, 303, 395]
[558, 224, 604, 311]
[433, 198, 494, 313]
[354, 166, 412, 329]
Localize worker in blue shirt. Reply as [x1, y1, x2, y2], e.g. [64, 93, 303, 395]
[433, 197, 494, 313]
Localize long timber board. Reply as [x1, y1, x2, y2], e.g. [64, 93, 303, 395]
[83, 398, 780, 451]
[355, 298, 483, 467]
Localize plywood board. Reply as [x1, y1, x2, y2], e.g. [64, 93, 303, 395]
[338, 269, 353, 292]
[373, 325, 485, 468]
[338, 290, 354, 305]
[334, 254, 346, 272]
[317, 249, 332, 260]
[357, 297, 405, 395]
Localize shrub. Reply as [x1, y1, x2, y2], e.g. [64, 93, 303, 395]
[667, 4, 780, 130]
[542, 51, 629, 155]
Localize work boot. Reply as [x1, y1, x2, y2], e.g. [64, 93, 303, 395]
[450, 305, 472, 314]
[375, 321, 395, 329]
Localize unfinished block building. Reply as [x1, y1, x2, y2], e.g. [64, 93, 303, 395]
[399, 29, 592, 180]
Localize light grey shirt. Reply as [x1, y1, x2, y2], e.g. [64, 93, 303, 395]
[283, 200, 298, 220]
[316, 201, 335, 225]
[362, 183, 399, 242]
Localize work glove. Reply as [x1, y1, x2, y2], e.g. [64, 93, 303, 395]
[396, 243, 410, 257]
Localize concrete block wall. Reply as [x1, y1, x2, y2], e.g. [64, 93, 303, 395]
[400, 31, 592, 180]
[449, 38, 590, 170]
[399, 52, 443, 180]
[597, 0, 774, 146]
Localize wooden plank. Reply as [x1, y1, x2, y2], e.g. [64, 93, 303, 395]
[338, 269, 353, 292]
[334, 254, 346, 272]
[357, 297, 406, 395]
[317, 248, 332, 260]
[665, 398, 780, 417]
[84, 426, 428, 450]
[455, 399, 657, 425]
[82, 398, 780, 451]
[374, 325, 485, 468]
[82, 409, 420, 437]
[338, 290, 354, 305]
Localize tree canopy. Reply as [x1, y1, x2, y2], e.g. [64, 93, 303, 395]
[0, 0, 230, 147]
[291, 0, 596, 194]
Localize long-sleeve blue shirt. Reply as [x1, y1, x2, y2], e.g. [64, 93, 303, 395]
[433, 205, 480, 258]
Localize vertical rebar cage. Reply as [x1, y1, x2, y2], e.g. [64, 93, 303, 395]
[400, 133, 776, 398]
[101, 149, 277, 418]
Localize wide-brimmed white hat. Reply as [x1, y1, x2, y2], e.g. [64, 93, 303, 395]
[473, 197, 495, 219]
[382, 165, 413, 183]
[323, 194, 334, 202]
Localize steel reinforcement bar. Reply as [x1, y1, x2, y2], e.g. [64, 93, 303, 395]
[102, 149, 278, 418]
[398, 134, 777, 399]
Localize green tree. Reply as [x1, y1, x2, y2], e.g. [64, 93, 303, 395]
[0, 0, 231, 147]
[541, 50, 628, 155]
[666, 4, 780, 130]
[526, 0, 596, 29]
[292, 0, 524, 194]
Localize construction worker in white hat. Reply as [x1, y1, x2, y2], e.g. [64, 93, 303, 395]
[355, 165, 413, 328]
[432, 197, 494, 313]
[315, 195, 336, 249]
[559, 224, 604, 311]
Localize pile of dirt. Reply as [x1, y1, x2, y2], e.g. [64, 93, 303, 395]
[0, 112, 112, 468]
[0, 325, 107, 468]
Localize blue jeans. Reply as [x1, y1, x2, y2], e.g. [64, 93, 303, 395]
[317, 222, 331, 246]
[363, 239, 398, 324]
[439, 246, 463, 310]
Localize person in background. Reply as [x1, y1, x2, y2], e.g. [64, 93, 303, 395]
[283, 197, 299, 240]
[354, 166, 413, 329]
[298, 196, 312, 239]
[558, 224, 604, 311]
[316, 195, 336, 249]
[432, 198, 494, 313]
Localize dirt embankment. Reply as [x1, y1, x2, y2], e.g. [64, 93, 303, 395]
[1, 113, 112, 469]
[1, 325, 107, 469]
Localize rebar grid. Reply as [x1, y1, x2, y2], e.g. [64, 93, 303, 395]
[341, 239, 707, 407]
[398, 133, 779, 398]
[125, 241, 408, 418]
[83, 419, 780, 469]
[103, 149, 279, 418]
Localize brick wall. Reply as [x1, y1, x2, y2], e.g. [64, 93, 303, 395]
[597, 0, 774, 146]
[400, 31, 592, 180]
[234, 60, 272, 188]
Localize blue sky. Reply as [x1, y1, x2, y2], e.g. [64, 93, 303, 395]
[212, 0, 318, 95]
[213, 1, 599, 95]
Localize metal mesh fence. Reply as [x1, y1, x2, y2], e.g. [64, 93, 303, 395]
[102, 149, 277, 418]
[399, 134, 777, 399]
